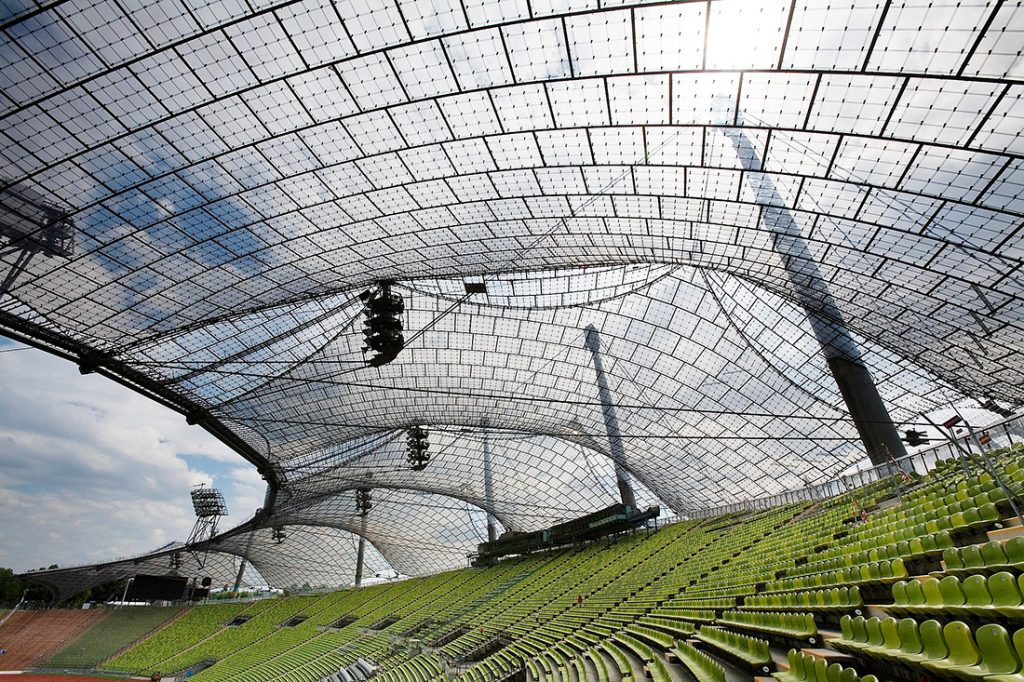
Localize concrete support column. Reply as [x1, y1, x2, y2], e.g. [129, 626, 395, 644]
[355, 514, 368, 587]
[483, 430, 497, 542]
[724, 127, 906, 467]
[584, 324, 636, 507]
[826, 355, 907, 467]
[233, 559, 247, 592]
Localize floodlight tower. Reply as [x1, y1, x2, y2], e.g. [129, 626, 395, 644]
[187, 484, 228, 567]
[0, 183, 75, 297]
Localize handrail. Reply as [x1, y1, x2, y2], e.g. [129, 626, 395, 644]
[691, 413, 1024, 519]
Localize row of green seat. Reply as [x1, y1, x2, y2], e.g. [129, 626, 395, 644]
[941, 538, 1024, 575]
[766, 558, 909, 593]
[742, 587, 862, 613]
[791, 531, 952, 578]
[836, 615, 1024, 681]
[636, 616, 695, 638]
[671, 642, 724, 682]
[718, 611, 818, 640]
[613, 632, 672, 682]
[775, 649, 879, 682]
[694, 625, 772, 672]
[891, 571, 1024, 618]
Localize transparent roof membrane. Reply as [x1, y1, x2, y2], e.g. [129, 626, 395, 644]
[408, 264, 680, 308]
[2, 0, 1022, 586]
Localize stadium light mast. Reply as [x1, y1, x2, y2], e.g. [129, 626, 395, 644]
[187, 484, 228, 568]
[0, 183, 75, 297]
[718, 108, 906, 468]
[584, 325, 637, 507]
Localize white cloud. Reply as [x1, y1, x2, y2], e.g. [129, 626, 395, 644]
[0, 343, 260, 573]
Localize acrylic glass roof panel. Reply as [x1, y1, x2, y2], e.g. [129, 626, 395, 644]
[277, 429, 672, 529]
[214, 524, 394, 587]
[113, 267, 967, 518]
[1, 0, 1023, 585]
[270, 489, 494, 575]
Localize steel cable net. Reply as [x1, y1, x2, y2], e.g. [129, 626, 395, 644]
[180, 268, 964, 508]
[278, 429, 667, 531]
[1, 0, 1022, 585]
[214, 525, 393, 588]
[267, 489, 497, 576]
[23, 545, 268, 604]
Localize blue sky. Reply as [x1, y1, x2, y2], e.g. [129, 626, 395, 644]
[0, 335, 266, 573]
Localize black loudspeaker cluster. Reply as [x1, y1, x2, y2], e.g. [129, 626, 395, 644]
[407, 426, 430, 471]
[355, 488, 373, 516]
[361, 281, 404, 367]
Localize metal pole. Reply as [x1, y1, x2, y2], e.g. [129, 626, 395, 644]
[960, 415, 988, 457]
[960, 416, 1024, 526]
[721, 122, 907, 468]
[975, 444, 1024, 526]
[119, 577, 134, 608]
[948, 401, 979, 455]
[0, 590, 28, 628]
[232, 560, 247, 592]
[922, 414, 974, 481]
[886, 446, 904, 505]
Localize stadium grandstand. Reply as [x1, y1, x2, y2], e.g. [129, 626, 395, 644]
[1, 0, 1023, 681]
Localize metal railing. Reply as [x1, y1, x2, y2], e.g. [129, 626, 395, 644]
[690, 413, 1024, 519]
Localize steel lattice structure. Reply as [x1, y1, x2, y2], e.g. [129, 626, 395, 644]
[3, 0, 1023, 593]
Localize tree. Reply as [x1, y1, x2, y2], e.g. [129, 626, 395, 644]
[0, 567, 24, 606]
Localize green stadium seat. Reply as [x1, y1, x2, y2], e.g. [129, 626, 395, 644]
[890, 580, 917, 613]
[991, 572, 1024, 618]
[922, 577, 944, 612]
[944, 547, 966, 572]
[893, 617, 923, 661]
[946, 624, 1021, 681]
[985, 629, 1024, 682]
[1005, 537, 1024, 568]
[897, 619, 946, 666]
[982, 541, 1011, 568]
[939, 576, 971, 615]
[961, 545, 986, 573]
[921, 621, 980, 675]
[866, 617, 901, 659]
[962, 574, 996, 615]
[862, 617, 884, 655]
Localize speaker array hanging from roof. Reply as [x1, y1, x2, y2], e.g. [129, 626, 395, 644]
[355, 488, 373, 517]
[407, 426, 430, 471]
[271, 526, 286, 544]
[361, 281, 404, 367]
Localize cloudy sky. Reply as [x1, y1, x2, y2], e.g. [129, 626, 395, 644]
[0, 335, 267, 573]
